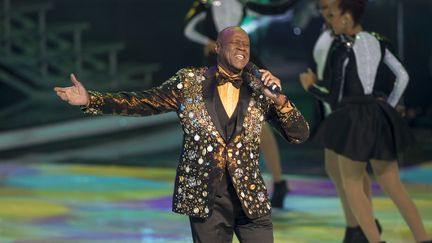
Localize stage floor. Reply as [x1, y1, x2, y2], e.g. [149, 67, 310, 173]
[0, 162, 431, 243]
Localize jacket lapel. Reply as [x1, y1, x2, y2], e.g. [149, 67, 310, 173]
[203, 67, 225, 142]
[231, 82, 252, 142]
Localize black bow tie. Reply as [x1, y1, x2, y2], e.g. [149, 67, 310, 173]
[216, 66, 243, 89]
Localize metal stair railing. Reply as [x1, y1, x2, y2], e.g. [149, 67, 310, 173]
[1, 0, 160, 90]
[1, 0, 12, 56]
[2, 1, 54, 78]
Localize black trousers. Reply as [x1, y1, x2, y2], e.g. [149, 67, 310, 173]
[189, 170, 273, 243]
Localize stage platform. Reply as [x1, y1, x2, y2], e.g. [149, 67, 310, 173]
[0, 162, 431, 243]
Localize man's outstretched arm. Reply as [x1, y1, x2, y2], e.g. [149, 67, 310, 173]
[54, 72, 182, 116]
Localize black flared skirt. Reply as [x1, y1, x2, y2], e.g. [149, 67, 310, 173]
[314, 96, 414, 162]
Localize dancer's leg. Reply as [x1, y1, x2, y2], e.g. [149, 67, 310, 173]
[339, 155, 381, 242]
[371, 159, 430, 242]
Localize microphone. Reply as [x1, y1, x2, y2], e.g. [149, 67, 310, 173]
[244, 62, 281, 95]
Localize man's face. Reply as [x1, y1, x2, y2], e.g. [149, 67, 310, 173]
[216, 28, 250, 73]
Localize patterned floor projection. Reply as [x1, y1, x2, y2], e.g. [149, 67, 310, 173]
[0, 162, 431, 243]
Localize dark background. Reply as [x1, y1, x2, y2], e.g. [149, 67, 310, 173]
[31, 0, 431, 110]
[1, 0, 431, 174]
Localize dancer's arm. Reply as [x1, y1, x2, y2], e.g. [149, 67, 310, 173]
[383, 49, 409, 107]
[246, 0, 300, 15]
[304, 48, 349, 107]
[183, 1, 214, 53]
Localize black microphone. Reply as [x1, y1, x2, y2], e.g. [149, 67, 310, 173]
[244, 62, 281, 95]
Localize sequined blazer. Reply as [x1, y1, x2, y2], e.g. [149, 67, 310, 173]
[83, 67, 309, 219]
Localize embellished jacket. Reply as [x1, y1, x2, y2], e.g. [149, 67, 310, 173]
[83, 67, 309, 219]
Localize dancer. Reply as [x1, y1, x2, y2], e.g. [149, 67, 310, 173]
[184, 0, 299, 208]
[55, 26, 309, 243]
[300, 0, 431, 242]
[307, 0, 379, 242]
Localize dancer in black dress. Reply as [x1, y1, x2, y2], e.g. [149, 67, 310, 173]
[307, 0, 379, 242]
[300, 0, 431, 242]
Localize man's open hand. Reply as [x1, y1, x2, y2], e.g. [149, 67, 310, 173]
[54, 73, 90, 106]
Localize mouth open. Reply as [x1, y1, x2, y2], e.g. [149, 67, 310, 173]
[235, 54, 245, 60]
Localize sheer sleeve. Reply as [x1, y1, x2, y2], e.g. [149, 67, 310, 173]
[383, 48, 409, 107]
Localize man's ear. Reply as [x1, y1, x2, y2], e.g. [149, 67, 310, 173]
[215, 41, 220, 54]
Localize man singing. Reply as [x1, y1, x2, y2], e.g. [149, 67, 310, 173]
[54, 26, 309, 243]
